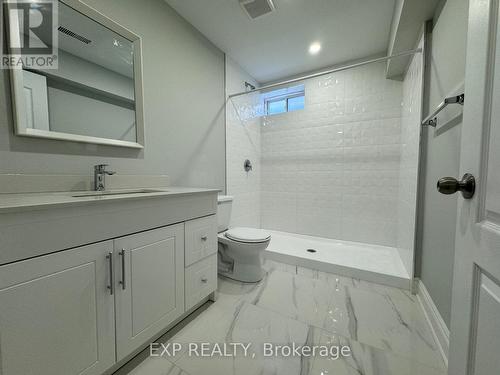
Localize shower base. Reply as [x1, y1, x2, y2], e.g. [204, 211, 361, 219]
[263, 230, 411, 289]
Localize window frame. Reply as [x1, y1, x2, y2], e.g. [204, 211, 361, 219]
[265, 91, 305, 115]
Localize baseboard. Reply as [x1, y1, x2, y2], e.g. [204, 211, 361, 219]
[416, 278, 450, 367]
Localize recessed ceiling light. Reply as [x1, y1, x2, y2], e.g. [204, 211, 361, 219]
[309, 42, 321, 55]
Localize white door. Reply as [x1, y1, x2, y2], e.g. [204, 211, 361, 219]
[0, 241, 116, 375]
[448, 0, 500, 374]
[114, 224, 185, 361]
[22, 70, 50, 131]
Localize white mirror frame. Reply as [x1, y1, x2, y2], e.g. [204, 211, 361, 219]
[6, 0, 145, 149]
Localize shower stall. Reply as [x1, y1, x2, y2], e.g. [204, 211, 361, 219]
[225, 43, 424, 289]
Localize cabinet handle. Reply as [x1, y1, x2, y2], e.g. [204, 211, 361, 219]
[201, 236, 208, 241]
[119, 249, 126, 290]
[106, 252, 114, 295]
[201, 277, 208, 283]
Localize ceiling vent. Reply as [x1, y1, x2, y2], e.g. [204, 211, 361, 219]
[239, 0, 275, 20]
[58, 26, 92, 45]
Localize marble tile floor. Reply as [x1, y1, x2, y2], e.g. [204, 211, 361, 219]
[115, 260, 446, 375]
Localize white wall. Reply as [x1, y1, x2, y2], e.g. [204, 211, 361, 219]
[0, 0, 225, 190]
[418, 0, 469, 328]
[397, 35, 424, 278]
[225, 57, 261, 228]
[260, 62, 403, 247]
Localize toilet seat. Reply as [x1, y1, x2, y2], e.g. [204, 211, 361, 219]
[225, 227, 271, 243]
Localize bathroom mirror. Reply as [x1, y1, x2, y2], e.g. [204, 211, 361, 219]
[5, 0, 145, 148]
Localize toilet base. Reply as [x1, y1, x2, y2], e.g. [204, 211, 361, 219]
[218, 259, 264, 283]
[217, 232, 270, 283]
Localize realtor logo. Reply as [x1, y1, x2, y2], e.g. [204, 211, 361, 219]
[2, 0, 58, 68]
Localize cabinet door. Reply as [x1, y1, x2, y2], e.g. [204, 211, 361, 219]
[0, 242, 116, 375]
[114, 224, 185, 360]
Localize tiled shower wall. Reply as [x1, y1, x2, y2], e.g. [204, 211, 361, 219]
[397, 38, 424, 277]
[226, 59, 422, 272]
[225, 57, 261, 228]
[260, 62, 403, 246]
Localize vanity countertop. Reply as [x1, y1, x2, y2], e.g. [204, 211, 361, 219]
[0, 187, 220, 214]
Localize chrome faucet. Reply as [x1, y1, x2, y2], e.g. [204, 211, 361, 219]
[94, 164, 116, 191]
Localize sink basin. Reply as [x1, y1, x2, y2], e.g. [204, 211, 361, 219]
[71, 189, 166, 198]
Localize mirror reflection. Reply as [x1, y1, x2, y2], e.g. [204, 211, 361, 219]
[20, 1, 137, 143]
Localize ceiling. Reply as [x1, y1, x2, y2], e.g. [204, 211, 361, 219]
[165, 0, 397, 83]
[386, 0, 439, 79]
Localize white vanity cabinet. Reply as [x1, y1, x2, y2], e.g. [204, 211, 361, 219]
[0, 189, 219, 375]
[0, 241, 116, 375]
[114, 223, 185, 360]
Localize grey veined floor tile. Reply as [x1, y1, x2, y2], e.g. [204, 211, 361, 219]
[216, 273, 269, 307]
[174, 302, 310, 375]
[264, 259, 416, 302]
[317, 269, 416, 302]
[322, 284, 445, 370]
[307, 328, 446, 375]
[121, 261, 446, 375]
[253, 269, 334, 328]
[124, 357, 189, 375]
[164, 301, 245, 362]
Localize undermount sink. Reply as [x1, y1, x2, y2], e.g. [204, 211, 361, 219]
[71, 189, 166, 198]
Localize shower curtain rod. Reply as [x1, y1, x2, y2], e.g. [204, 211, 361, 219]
[229, 48, 423, 98]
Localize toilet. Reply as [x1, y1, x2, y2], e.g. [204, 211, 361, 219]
[217, 195, 271, 282]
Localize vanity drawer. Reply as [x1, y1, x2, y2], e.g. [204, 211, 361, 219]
[185, 254, 217, 310]
[185, 215, 217, 266]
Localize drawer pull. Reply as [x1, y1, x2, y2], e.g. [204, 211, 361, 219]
[201, 277, 208, 283]
[201, 236, 208, 241]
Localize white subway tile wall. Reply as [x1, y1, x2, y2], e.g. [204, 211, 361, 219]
[225, 58, 261, 228]
[226, 104, 261, 227]
[260, 62, 404, 246]
[226, 60, 421, 260]
[397, 38, 424, 277]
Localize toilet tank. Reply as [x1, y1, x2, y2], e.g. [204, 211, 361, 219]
[217, 195, 233, 232]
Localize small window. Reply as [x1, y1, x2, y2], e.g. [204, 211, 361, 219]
[267, 98, 287, 115]
[263, 85, 305, 116]
[287, 95, 305, 111]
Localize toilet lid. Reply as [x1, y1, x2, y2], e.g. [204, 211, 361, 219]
[225, 227, 271, 243]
